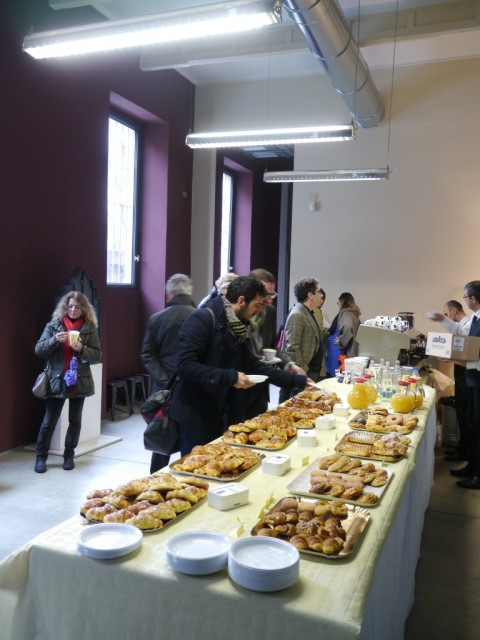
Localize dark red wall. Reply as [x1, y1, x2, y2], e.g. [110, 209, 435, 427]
[0, 2, 194, 451]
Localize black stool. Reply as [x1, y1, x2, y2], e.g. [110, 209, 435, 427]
[123, 374, 147, 407]
[139, 372, 152, 397]
[106, 379, 133, 420]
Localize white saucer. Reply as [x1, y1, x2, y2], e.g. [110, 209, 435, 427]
[247, 374, 269, 384]
[77, 524, 142, 559]
[259, 356, 282, 365]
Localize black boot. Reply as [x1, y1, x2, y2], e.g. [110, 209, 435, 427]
[34, 457, 47, 473]
[63, 457, 75, 470]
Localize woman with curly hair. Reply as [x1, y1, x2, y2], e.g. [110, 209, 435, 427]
[33, 291, 101, 473]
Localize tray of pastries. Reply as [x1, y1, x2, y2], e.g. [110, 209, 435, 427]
[335, 431, 410, 462]
[251, 496, 370, 559]
[170, 442, 264, 480]
[348, 407, 418, 434]
[286, 455, 393, 507]
[80, 472, 208, 532]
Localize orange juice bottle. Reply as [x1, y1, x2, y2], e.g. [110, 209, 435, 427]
[363, 373, 378, 403]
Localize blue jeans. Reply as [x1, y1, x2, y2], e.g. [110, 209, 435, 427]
[36, 397, 85, 458]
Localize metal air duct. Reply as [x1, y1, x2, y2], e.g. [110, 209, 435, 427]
[283, 0, 385, 128]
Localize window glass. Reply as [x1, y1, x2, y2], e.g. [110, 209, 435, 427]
[221, 171, 234, 275]
[107, 116, 138, 285]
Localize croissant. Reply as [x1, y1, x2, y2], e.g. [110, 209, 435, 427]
[144, 504, 177, 521]
[322, 537, 343, 555]
[126, 500, 152, 515]
[290, 535, 308, 550]
[103, 508, 131, 523]
[136, 490, 165, 504]
[182, 477, 209, 490]
[148, 476, 183, 491]
[125, 513, 162, 530]
[85, 504, 117, 522]
[165, 498, 192, 513]
[80, 498, 104, 515]
[307, 535, 324, 552]
[165, 488, 200, 503]
[102, 493, 131, 509]
[115, 480, 149, 497]
[86, 488, 113, 500]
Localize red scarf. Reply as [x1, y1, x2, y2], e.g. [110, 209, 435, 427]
[62, 316, 85, 373]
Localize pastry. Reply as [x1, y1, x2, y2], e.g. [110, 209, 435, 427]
[136, 490, 165, 504]
[80, 498, 104, 515]
[125, 512, 162, 530]
[103, 508, 131, 523]
[165, 498, 192, 513]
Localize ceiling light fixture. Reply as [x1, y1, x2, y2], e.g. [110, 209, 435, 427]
[23, 0, 281, 60]
[186, 124, 355, 148]
[263, 168, 390, 182]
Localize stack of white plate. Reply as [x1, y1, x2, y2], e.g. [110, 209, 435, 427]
[228, 537, 300, 592]
[165, 531, 231, 575]
[77, 523, 143, 559]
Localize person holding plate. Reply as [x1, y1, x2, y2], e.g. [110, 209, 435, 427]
[33, 291, 101, 473]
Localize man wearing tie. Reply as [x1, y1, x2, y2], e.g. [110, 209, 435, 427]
[432, 281, 480, 488]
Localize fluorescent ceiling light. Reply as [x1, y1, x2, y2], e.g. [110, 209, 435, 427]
[23, 0, 280, 60]
[263, 168, 390, 182]
[186, 124, 355, 148]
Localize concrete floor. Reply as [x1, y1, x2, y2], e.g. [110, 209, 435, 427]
[1, 408, 479, 639]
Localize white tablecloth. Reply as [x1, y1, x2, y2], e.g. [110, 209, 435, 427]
[0, 382, 436, 640]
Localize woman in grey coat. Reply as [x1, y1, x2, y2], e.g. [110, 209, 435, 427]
[34, 291, 101, 473]
[335, 292, 362, 358]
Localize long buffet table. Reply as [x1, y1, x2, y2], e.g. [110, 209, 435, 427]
[0, 380, 436, 640]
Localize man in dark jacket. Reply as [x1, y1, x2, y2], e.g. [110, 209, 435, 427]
[141, 273, 196, 472]
[169, 276, 309, 456]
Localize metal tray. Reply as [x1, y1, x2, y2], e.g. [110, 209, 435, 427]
[251, 497, 371, 559]
[348, 410, 418, 434]
[82, 494, 206, 533]
[335, 432, 408, 462]
[170, 448, 264, 481]
[221, 434, 297, 450]
[286, 458, 393, 507]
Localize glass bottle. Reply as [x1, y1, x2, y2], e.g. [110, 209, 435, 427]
[347, 378, 371, 410]
[390, 380, 416, 414]
[376, 359, 386, 395]
[409, 369, 425, 409]
[363, 373, 378, 404]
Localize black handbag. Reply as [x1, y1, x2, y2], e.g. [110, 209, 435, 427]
[141, 385, 179, 455]
[32, 369, 50, 400]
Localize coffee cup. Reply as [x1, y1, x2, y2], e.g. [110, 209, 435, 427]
[69, 330, 80, 346]
[262, 348, 276, 361]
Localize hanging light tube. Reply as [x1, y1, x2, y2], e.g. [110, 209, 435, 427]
[186, 124, 355, 148]
[263, 168, 390, 182]
[23, 0, 281, 60]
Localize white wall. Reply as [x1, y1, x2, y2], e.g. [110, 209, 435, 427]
[191, 57, 480, 332]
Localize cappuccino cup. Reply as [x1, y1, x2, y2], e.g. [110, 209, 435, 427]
[262, 348, 276, 361]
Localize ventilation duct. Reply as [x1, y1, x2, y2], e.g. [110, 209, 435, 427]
[283, 0, 385, 128]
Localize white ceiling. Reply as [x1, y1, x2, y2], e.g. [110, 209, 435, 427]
[47, 1, 480, 85]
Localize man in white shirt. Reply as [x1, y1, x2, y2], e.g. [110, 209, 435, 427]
[429, 282, 480, 488]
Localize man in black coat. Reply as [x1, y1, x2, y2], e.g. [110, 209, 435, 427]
[141, 273, 196, 472]
[169, 276, 309, 456]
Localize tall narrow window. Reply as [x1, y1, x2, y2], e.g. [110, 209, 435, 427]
[220, 171, 234, 275]
[107, 116, 138, 285]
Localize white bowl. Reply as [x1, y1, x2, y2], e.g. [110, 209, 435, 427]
[77, 524, 142, 560]
[228, 537, 299, 592]
[246, 375, 268, 384]
[165, 531, 231, 575]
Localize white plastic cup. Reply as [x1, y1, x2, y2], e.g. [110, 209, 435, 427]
[69, 330, 80, 346]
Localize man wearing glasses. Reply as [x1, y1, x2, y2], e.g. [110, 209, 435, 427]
[429, 281, 480, 488]
[235, 269, 305, 418]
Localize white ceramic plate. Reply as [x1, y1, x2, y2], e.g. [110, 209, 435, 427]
[165, 531, 231, 575]
[246, 375, 268, 384]
[77, 523, 142, 559]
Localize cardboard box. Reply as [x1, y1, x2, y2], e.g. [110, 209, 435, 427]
[426, 332, 480, 360]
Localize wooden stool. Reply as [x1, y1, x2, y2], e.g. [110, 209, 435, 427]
[106, 379, 133, 420]
[123, 374, 147, 407]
